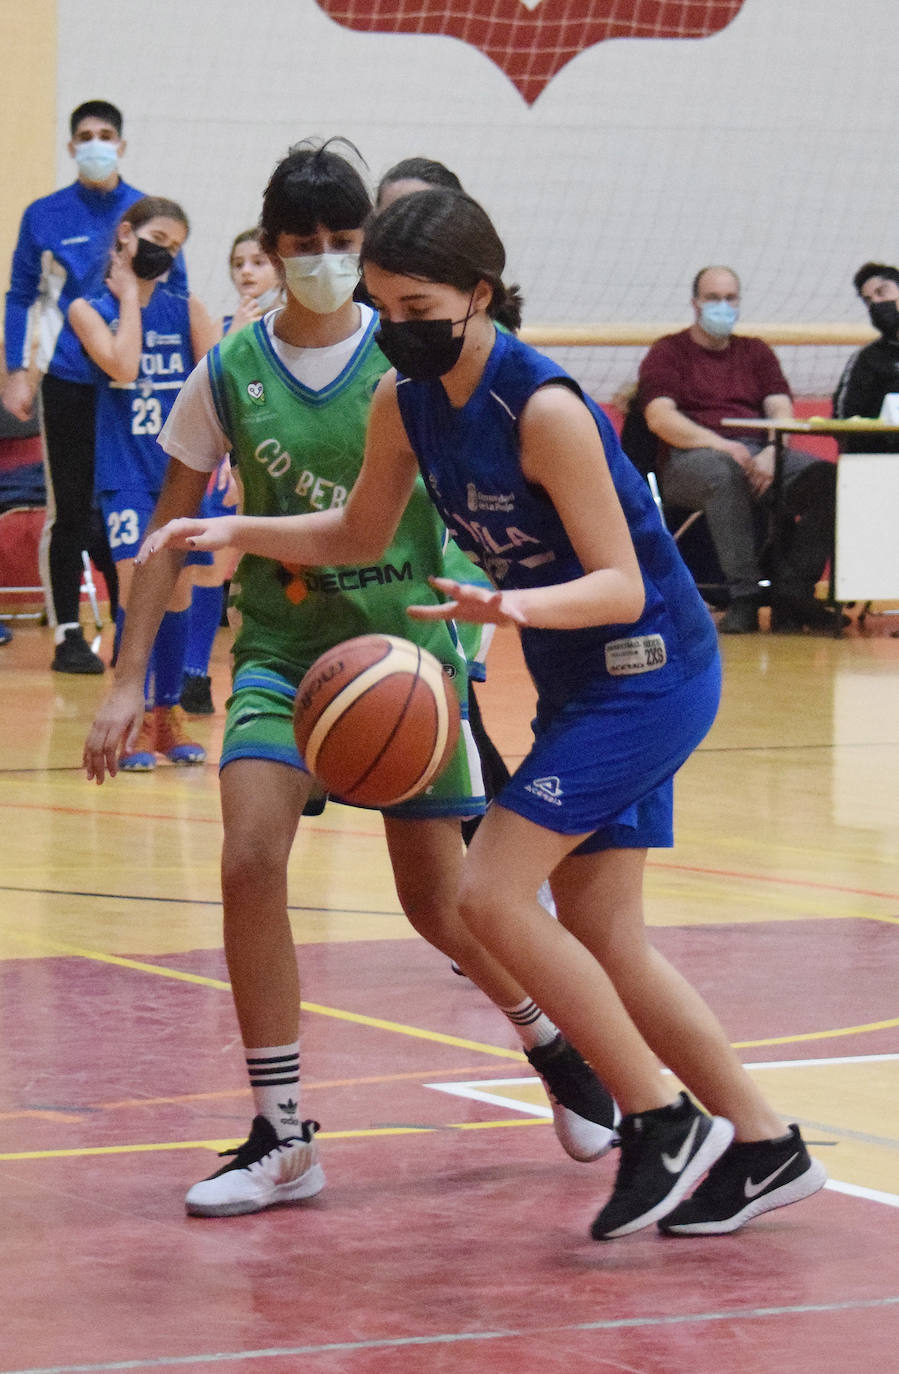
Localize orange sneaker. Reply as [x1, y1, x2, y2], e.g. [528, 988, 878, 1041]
[120, 710, 157, 771]
[154, 705, 206, 765]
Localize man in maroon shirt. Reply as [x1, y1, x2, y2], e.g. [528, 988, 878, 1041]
[637, 266, 836, 633]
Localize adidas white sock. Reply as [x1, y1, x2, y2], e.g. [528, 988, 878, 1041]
[245, 1042, 301, 1139]
[500, 998, 559, 1051]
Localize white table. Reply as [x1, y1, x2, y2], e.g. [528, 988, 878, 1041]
[722, 417, 899, 614]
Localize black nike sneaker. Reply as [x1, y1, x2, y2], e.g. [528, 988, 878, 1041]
[590, 1092, 733, 1239]
[658, 1124, 827, 1235]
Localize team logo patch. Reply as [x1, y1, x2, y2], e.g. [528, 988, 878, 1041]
[315, 1, 746, 103]
[525, 775, 564, 806]
[247, 380, 265, 404]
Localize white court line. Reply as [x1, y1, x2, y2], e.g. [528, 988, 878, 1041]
[426, 1053, 899, 1208]
[3, 1298, 899, 1374]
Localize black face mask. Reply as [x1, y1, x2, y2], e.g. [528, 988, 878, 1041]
[375, 296, 475, 381]
[868, 298, 899, 339]
[132, 237, 176, 281]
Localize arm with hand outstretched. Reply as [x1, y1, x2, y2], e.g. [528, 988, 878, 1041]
[83, 460, 210, 783]
[408, 577, 527, 628]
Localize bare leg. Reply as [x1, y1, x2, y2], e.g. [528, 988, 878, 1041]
[383, 813, 619, 1160]
[219, 758, 312, 1047]
[382, 815, 541, 1008]
[551, 847, 783, 1140]
[458, 805, 671, 1115]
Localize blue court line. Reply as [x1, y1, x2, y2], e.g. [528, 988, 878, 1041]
[4, 1296, 898, 1373]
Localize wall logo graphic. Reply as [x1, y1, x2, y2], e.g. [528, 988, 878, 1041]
[316, 1, 746, 103]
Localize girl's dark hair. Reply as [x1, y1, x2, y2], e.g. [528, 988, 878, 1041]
[118, 196, 189, 236]
[376, 157, 462, 203]
[259, 138, 371, 252]
[361, 187, 523, 331]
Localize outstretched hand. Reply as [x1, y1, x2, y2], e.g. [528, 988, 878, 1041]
[407, 576, 526, 627]
[83, 682, 147, 784]
[136, 515, 240, 564]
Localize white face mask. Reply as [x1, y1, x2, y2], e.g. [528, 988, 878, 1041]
[254, 285, 283, 312]
[282, 253, 360, 314]
[74, 138, 119, 184]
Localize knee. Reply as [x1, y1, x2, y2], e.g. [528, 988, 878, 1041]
[457, 868, 506, 945]
[221, 835, 285, 904]
[664, 449, 747, 507]
[395, 877, 457, 945]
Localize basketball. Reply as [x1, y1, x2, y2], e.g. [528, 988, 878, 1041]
[293, 634, 461, 809]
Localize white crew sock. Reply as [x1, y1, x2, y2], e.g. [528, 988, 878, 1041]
[245, 1041, 301, 1138]
[500, 998, 560, 1051]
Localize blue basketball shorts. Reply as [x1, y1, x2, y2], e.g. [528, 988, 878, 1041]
[220, 663, 486, 821]
[98, 490, 213, 566]
[498, 655, 722, 853]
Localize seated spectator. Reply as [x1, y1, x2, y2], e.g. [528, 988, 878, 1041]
[832, 262, 899, 451]
[637, 266, 837, 634]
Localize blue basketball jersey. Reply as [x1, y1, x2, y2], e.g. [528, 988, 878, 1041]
[90, 286, 194, 495]
[394, 327, 718, 705]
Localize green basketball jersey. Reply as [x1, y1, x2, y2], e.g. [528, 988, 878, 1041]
[206, 312, 475, 698]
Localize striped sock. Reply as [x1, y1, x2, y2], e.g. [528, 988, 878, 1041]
[500, 998, 559, 1051]
[245, 1042, 301, 1139]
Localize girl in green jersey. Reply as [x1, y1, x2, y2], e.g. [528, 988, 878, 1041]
[84, 141, 617, 1217]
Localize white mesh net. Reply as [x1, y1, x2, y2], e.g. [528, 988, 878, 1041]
[55, 0, 890, 403]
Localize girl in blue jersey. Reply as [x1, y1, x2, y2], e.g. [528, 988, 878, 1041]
[70, 196, 217, 767]
[142, 187, 826, 1241]
[84, 146, 618, 1220]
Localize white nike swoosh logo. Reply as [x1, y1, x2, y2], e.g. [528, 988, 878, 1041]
[662, 1117, 701, 1173]
[744, 1152, 799, 1198]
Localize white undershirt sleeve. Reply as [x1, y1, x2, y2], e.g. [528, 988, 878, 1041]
[158, 359, 231, 473]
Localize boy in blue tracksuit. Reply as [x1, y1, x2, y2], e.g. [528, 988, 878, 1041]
[2, 100, 187, 673]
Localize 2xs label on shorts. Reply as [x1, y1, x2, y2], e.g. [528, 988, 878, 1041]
[604, 634, 667, 676]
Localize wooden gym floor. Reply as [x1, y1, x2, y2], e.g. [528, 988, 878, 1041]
[0, 608, 896, 1373]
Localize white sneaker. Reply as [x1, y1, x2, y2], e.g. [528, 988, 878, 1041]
[526, 1034, 620, 1162]
[186, 1116, 325, 1217]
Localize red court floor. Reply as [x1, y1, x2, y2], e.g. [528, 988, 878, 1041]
[0, 620, 897, 1372]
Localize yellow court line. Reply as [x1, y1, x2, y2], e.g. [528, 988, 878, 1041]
[0, 1118, 550, 1162]
[733, 1018, 899, 1048]
[6, 935, 522, 1060]
[7, 932, 897, 1056]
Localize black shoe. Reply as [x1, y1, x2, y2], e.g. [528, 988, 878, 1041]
[180, 672, 214, 714]
[527, 1034, 620, 1162]
[718, 598, 759, 634]
[302, 783, 328, 817]
[590, 1093, 733, 1239]
[658, 1124, 827, 1235]
[770, 596, 849, 634]
[51, 627, 104, 674]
